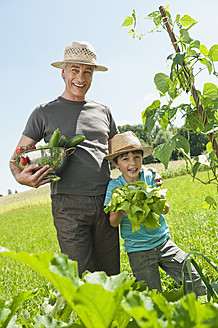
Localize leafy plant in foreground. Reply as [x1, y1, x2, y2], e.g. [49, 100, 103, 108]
[0, 247, 217, 327]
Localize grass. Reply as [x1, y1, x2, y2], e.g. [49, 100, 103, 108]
[0, 185, 51, 213]
[0, 165, 217, 314]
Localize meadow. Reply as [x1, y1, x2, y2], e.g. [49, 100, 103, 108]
[0, 164, 218, 320]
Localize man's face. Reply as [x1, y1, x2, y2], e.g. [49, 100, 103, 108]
[62, 63, 94, 101]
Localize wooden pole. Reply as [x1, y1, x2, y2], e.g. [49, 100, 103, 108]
[159, 6, 218, 157]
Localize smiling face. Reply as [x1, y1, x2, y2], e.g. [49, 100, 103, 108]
[113, 150, 143, 183]
[61, 63, 94, 101]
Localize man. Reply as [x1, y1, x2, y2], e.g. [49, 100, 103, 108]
[10, 41, 120, 277]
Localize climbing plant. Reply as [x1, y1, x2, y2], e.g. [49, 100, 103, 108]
[122, 6, 218, 205]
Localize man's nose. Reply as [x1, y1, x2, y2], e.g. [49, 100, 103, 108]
[77, 71, 85, 82]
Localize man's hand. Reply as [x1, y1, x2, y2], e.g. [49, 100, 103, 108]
[13, 163, 53, 188]
[147, 167, 162, 187]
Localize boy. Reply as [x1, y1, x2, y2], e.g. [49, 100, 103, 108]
[104, 131, 206, 296]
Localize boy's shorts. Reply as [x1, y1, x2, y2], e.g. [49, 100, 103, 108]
[128, 239, 206, 296]
[51, 193, 120, 277]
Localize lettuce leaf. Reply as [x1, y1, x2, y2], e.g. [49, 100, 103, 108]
[105, 181, 167, 232]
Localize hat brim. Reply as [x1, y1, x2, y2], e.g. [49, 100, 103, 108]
[51, 60, 108, 71]
[104, 147, 154, 161]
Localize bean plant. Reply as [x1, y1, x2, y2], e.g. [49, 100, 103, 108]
[122, 6, 218, 206]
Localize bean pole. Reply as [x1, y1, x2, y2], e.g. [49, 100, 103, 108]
[159, 5, 218, 158]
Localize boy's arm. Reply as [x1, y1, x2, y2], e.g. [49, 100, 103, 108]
[109, 210, 126, 227]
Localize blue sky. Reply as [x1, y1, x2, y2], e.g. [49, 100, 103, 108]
[1, 0, 218, 195]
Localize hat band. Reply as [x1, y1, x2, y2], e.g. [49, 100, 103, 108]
[113, 145, 142, 153]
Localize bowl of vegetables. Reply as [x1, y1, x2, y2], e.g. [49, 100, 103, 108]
[14, 128, 86, 179]
[15, 147, 75, 178]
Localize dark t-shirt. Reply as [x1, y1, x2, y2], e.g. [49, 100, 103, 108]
[23, 96, 118, 195]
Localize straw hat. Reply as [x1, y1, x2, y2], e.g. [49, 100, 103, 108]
[51, 41, 108, 71]
[105, 131, 153, 161]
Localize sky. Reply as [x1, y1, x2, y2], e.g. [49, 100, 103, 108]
[1, 0, 218, 196]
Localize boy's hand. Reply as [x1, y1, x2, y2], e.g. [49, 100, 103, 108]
[162, 202, 169, 214]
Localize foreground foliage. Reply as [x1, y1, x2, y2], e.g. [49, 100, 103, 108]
[0, 247, 218, 327]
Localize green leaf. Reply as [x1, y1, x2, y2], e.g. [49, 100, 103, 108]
[208, 44, 218, 61]
[33, 314, 71, 327]
[189, 40, 200, 49]
[180, 29, 193, 44]
[172, 134, 190, 154]
[73, 279, 133, 328]
[82, 271, 128, 292]
[167, 52, 185, 66]
[0, 290, 38, 328]
[199, 58, 212, 74]
[141, 100, 161, 132]
[154, 73, 170, 94]
[205, 196, 217, 209]
[201, 122, 218, 134]
[199, 44, 208, 56]
[123, 290, 166, 326]
[192, 161, 201, 180]
[203, 83, 218, 101]
[0, 249, 78, 308]
[121, 16, 133, 27]
[162, 288, 184, 302]
[180, 15, 197, 27]
[206, 141, 213, 152]
[186, 110, 204, 131]
[153, 139, 176, 169]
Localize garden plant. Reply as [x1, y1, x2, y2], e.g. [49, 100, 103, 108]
[122, 5, 218, 207]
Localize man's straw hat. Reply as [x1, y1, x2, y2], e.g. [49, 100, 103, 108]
[105, 131, 153, 161]
[51, 41, 108, 71]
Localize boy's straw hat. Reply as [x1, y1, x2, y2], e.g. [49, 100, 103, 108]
[51, 41, 108, 71]
[105, 131, 153, 161]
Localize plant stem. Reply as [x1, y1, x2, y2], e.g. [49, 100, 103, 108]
[159, 5, 218, 158]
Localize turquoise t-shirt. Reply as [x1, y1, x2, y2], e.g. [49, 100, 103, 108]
[104, 169, 170, 253]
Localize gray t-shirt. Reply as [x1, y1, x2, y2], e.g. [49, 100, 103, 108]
[23, 96, 118, 196]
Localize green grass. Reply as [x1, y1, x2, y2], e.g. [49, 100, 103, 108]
[0, 169, 217, 314]
[0, 203, 59, 315]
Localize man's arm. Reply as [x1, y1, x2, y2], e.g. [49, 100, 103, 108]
[10, 135, 52, 188]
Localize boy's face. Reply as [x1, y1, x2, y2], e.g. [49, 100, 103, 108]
[113, 151, 143, 183]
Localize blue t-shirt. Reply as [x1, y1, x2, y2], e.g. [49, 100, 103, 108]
[104, 169, 170, 253]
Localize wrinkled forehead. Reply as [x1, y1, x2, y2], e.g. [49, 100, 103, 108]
[65, 62, 94, 71]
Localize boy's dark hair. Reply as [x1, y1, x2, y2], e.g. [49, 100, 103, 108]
[113, 150, 143, 164]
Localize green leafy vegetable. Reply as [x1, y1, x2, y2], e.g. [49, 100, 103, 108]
[104, 181, 167, 232]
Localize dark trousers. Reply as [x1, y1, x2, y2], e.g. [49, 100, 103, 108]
[51, 194, 120, 277]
